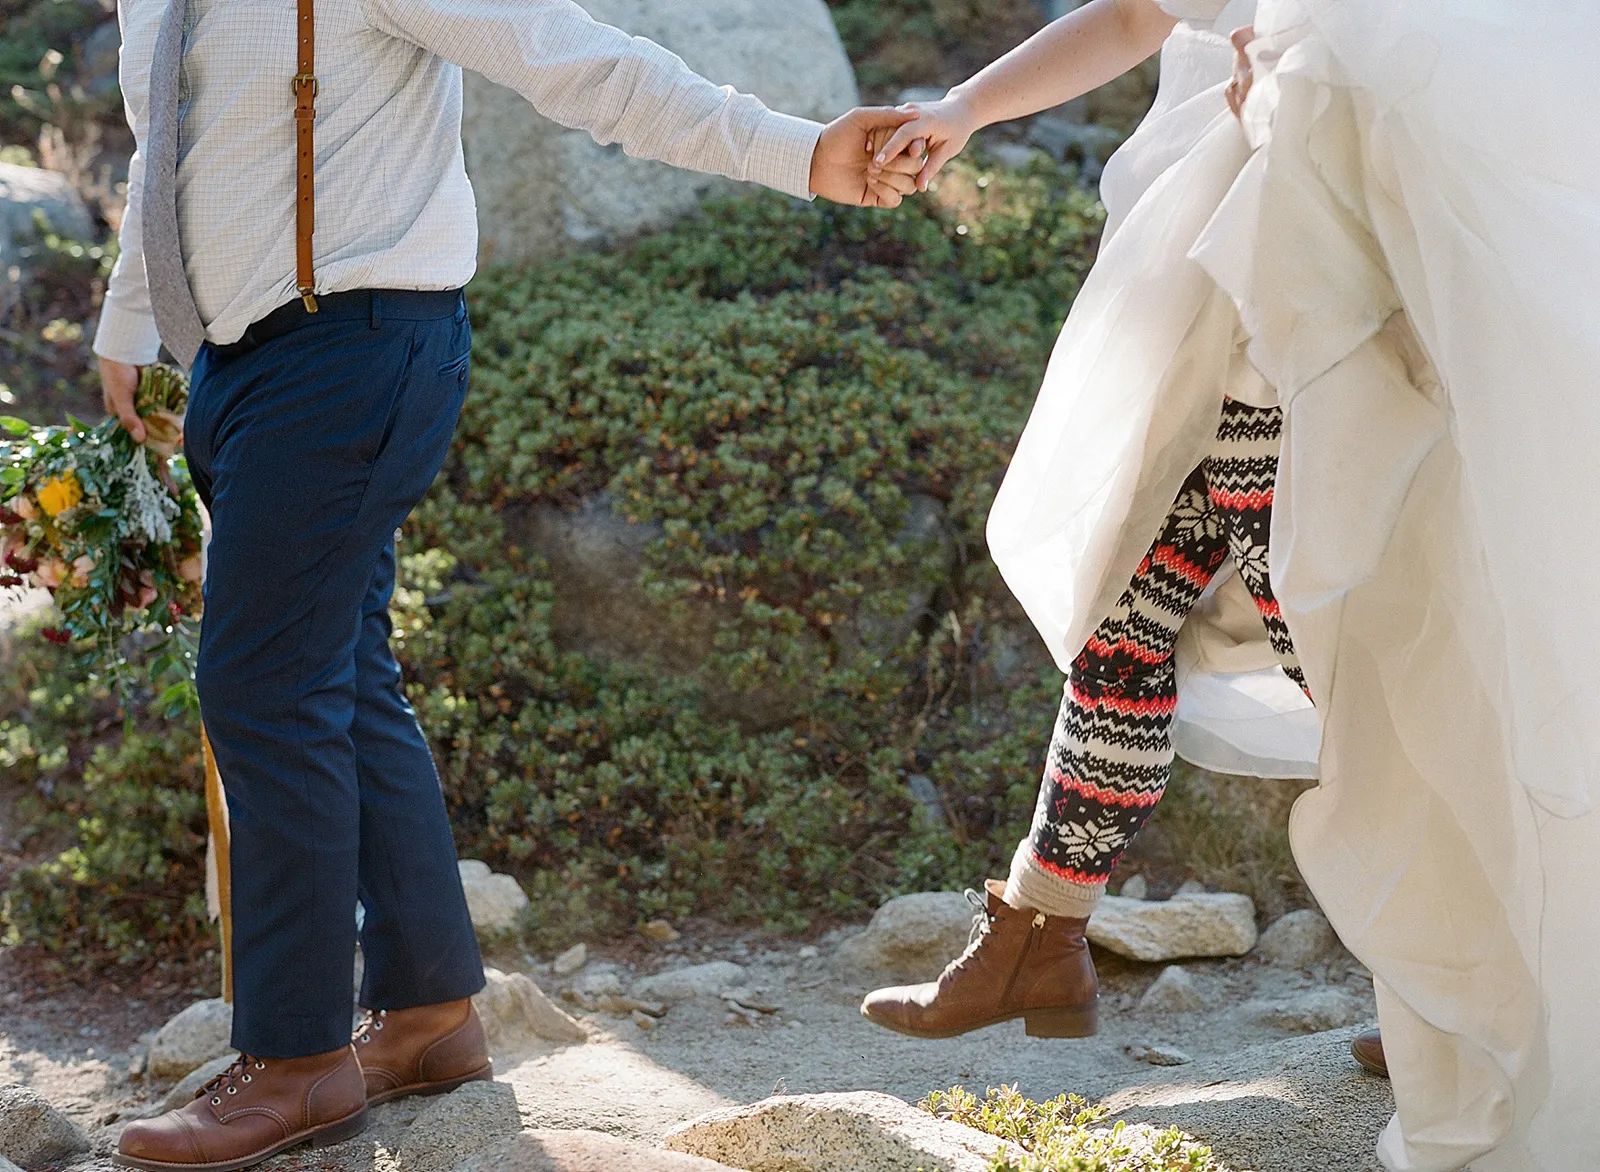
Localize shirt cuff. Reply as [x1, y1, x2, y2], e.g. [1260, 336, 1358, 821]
[744, 110, 824, 201]
[93, 301, 164, 366]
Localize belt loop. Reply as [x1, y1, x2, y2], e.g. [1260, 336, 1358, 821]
[370, 291, 381, 330]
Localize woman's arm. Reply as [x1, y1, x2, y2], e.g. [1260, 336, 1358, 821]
[870, 0, 1178, 189]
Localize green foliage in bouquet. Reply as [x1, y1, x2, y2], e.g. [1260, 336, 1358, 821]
[0, 364, 203, 715]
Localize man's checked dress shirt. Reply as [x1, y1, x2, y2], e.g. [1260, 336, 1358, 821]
[93, 0, 825, 363]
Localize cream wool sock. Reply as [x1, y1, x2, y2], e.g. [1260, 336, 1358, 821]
[1001, 839, 1104, 920]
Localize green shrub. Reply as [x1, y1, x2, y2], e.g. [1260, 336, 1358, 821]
[0, 616, 210, 965]
[402, 160, 1103, 944]
[921, 1085, 1225, 1172]
[4, 158, 1107, 957]
[824, 0, 1046, 100]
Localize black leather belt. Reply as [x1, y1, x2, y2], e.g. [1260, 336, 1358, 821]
[207, 288, 465, 361]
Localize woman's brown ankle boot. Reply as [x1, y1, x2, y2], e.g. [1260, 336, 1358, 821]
[860, 879, 1099, 1040]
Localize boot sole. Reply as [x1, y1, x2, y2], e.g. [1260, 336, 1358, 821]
[365, 1062, 494, 1107]
[113, 1105, 369, 1172]
[861, 999, 1098, 1040]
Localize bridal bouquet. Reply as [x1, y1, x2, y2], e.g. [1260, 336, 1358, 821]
[0, 365, 204, 711]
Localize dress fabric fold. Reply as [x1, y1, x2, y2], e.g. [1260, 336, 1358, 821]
[988, 0, 1600, 1165]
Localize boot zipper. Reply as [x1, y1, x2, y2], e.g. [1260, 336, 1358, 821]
[1001, 913, 1048, 1007]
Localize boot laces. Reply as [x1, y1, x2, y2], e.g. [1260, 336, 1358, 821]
[942, 888, 994, 978]
[198, 1054, 267, 1105]
[354, 1008, 388, 1045]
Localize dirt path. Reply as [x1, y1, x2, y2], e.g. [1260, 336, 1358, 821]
[0, 927, 1394, 1172]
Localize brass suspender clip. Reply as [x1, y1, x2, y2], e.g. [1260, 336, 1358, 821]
[299, 288, 319, 313]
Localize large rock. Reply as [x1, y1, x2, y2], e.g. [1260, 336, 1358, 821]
[664, 1091, 1024, 1172]
[832, 892, 974, 983]
[1086, 893, 1258, 962]
[631, 961, 746, 1005]
[149, 998, 234, 1080]
[1256, 910, 1337, 968]
[459, 860, 531, 934]
[155, 1053, 237, 1114]
[461, 1130, 744, 1172]
[1136, 965, 1206, 1015]
[1249, 989, 1370, 1035]
[463, 0, 859, 266]
[0, 1085, 90, 1170]
[78, 20, 122, 96]
[474, 968, 588, 1048]
[505, 493, 951, 730]
[1092, 1028, 1395, 1172]
[0, 164, 94, 317]
[397, 1081, 522, 1172]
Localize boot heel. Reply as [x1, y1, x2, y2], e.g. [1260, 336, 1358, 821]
[1024, 1001, 1098, 1039]
[310, 1107, 370, 1149]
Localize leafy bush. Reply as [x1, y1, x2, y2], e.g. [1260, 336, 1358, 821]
[921, 1085, 1225, 1172]
[0, 614, 210, 965]
[824, 0, 1046, 100]
[400, 159, 1103, 943]
[3, 158, 1101, 958]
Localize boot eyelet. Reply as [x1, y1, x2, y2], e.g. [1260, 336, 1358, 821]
[254, 1061, 265, 1069]
[211, 1097, 221, 1105]
[226, 1086, 237, 1095]
[241, 1074, 251, 1083]
[373, 1021, 383, 1030]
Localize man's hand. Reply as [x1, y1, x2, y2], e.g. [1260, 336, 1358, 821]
[100, 356, 146, 444]
[811, 107, 925, 208]
[1225, 25, 1256, 119]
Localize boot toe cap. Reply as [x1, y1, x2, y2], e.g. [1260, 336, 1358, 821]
[118, 1111, 205, 1165]
[860, 984, 935, 1030]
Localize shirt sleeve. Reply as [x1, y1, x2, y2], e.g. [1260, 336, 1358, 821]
[93, 145, 164, 365]
[360, 0, 825, 201]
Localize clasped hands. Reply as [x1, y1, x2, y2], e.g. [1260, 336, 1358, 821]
[810, 106, 951, 208]
[824, 94, 985, 204]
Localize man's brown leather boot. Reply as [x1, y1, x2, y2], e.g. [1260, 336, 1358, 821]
[353, 998, 493, 1105]
[860, 879, 1099, 1040]
[1351, 1028, 1389, 1077]
[115, 1047, 367, 1172]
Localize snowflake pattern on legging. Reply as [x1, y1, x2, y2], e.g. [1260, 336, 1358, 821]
[1026, 399, 1309, 888]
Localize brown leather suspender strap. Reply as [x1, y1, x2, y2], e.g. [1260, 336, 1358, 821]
[291, 0, 319, 312]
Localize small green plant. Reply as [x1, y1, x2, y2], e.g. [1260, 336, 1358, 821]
[921, 1085, 1226, 1172]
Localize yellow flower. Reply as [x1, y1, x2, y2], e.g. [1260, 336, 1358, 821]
[36, 473, 83, 517]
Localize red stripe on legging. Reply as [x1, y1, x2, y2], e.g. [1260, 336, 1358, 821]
[1046, 765, 1163, 810]
[1150, 544, 1212, 587]
[1068, 684, 1177, 718]
[1255, 596, 1282, 620]
[1209, 488, 1274, 511]
[1030, 851, 1115, 888]
[1081, 633, 1168, 666]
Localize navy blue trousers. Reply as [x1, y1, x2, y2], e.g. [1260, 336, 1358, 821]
[185, 290, 485, 1058]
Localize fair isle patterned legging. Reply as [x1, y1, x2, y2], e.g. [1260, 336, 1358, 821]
[1025, 400, 1308, 895]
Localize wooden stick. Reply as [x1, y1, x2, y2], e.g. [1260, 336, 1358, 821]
[201, 723, 233, 1003]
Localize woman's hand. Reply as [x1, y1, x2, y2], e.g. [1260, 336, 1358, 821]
[1225, 25, 1256, 119]
[867, 94, 984, 193]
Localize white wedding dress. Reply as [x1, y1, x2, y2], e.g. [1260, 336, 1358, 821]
[988, 1, 1600, 1168]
